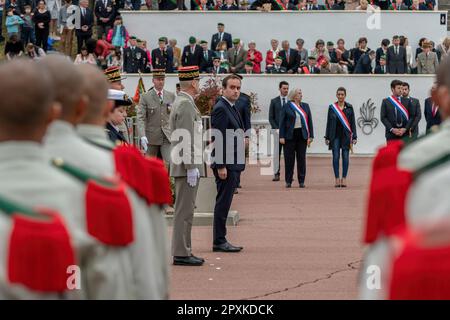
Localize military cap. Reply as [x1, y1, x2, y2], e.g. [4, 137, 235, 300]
[178, 66, 200, 81]
[130, 36, 137, 40]
[108, 89, 133, 107]
[158, 37, 166, 42]
[152, 69, 165, 78]
[104, 66, 126, 83]
[380, 55, 387, 60]
[327, 41, 334, 46]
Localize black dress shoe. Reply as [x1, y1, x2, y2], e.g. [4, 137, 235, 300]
[299, 183, 305, 188]
[173, 256, 204, 266]
[272, 175, 280, 181]
[285, 183, 291, 188]
[213, 242, 243, 252]
[191, 255, 205, 262]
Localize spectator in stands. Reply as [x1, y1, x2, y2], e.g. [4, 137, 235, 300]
[215, 40, 229, 70]
[211, 0, 223, 9]
[272, 0, 295, 9]
[94, 0, 115, 40]
[5, 7, 24, 38]
[124, 36, 149, 73]
[0, 0, 4, 43]
[159, 0, 177, 9]
[196, 0, 211, 10]
[328, 41, 338, 63]
[169, 38, 182, 69]
[320, 58, 344, 74]
[228, 38, 247, 73]
[46, 0, 61, 39]
[326, 0, 343, 9]
[182, 36, 203, 67]
[209, 56, 228, 74]
[310, 39, 330, 67]
[211, 22, 232, 51]
[400, 36, 414, 72]
[354, 50, 375, 74]
[140, 40, 152, 72]
[305, 0, 325, 10]
[267, 56, 287, 73]
[386, 35, 407, 74]
[417, 40, 439, 74]
[279, 40, 299, 74]
[152, 37, 174, 73]
[300, 56, 320, 74]
[294, 0, 307, 10]
[436, 37, 450, 62]
[415, 37, 427, 58]
[356, 0, 378, 10]
[410, 0, 428, 9]
[221, 0, 238, 10]
[24, 42, 46, 59]
[246, 40, 263, 73]
[296, 38, 308, 67]
[389, 0, 409, 9]
[200, 40, 214, 72]
[351, 37, 369, 67]
[95, 33, 114, 68]
[373, 0, 389, 9]
[21, 5, 35, 45]
[242, 61, 255, 74]
[375, 39, 389, 67]
[106, 46, 122, 69]
[58, 0, 73, 56]
[374, 55, 387, 74]
[75, 0, 94, 53]
[74, 45, 97, 64]
[33, 1, 50, 51]
[4, 34, 24, 59]
[266, 39, 280, 69]
[107, 16, 129, 48]
[335, 38, 352, 73]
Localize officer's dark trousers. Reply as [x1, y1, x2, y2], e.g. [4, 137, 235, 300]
[213, 168, 239, 245]
[284, 128, 307, 184]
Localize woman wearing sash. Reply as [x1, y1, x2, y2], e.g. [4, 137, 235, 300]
[325, 87, 357, 188]
[279, 88, 314, 188]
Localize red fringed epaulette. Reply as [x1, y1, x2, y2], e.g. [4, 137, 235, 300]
[389, 228, 450, 300]
[85, 180, 134, 246]
[8, 210, 76, 292]
[371, 140, 404, 173]
[144, 157, 172, 206]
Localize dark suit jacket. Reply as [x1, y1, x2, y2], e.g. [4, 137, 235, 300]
[374, 65, 388, 74]
[211, 32, 232, 51]
[268, 96, 286, 129]
[375, 47, 386, 66]
[207, 66, 228, 74]
[354, 54, 373, 74]
[200, 49, 214, 72]
[106, 122, 127, 145]
[407, 97, 422, 137]
[386, 46, 407, 74]
[266, 66, 287, 74]
[235, 93, 252, 132]
[278, 49, 299, 73]
[94, 0, 115, 26]
[211, 97, 246, 171]
[151, 47, 174, 73]
[380, 96, 415, 140]
[76, 8, 94, 36]
[279, 101, 314, 140]
[424, 97, 442, 130]
[123, 46, 147, 73]
[300, 65, 320, 74]
[221, 4, 238, 9]
[324, 103, 357, 150]
[181, 44, 203, 67]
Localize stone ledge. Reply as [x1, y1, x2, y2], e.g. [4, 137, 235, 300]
[165, 210, 240, 226]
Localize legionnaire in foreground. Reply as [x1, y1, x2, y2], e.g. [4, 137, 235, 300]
[41, 56, 163, 299]
[137, 69, 176, 163]
[169, 66, 205, 266]
[76, 64, 170, 299]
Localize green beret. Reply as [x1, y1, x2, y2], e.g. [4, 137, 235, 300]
[130, 36, 137, 40]
[327, 41, 334, 46]
[380, 55, 386, 60]
[158, 37, 165, 42]
[232, 38, 240, 45]
[245, 61, 254, 67]
[189, 36, 196, 44]
[200, 40, 208, 44]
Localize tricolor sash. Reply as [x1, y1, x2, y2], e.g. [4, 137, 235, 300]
[289, 102, 310, 139]
[387, 95, 409, 121]
[193, 0, 203, 10]
[274, 0, 288, 10]
[330, 103, 353, 138]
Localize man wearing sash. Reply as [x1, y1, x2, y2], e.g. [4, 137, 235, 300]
[380, 80, 415, 141]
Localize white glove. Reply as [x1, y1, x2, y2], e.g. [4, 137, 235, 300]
[187, 168, 200, 187]
[140, 136, 148, 153]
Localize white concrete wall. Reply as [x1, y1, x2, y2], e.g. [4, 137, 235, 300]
[122, 74, 435, 155]
[121, 11, 447, 71]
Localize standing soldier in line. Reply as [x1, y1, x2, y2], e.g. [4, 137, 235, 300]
[169, 66, 205, 266]
[152, 37, 174, 73]
[137, 69, 176, 164]
[41, 56, 162, 299]
[123, 36, 149, 74]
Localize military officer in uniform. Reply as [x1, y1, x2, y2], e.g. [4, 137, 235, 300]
[152, 37, 174, 73]
[106, 89, 133, 145]
[169, 66, 205, 266]
[123, 36, 148, 74]
[137, 69, 176, 164]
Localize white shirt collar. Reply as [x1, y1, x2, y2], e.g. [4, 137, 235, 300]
[222, 96, 235, 107]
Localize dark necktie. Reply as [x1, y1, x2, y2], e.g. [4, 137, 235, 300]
[282, 97, 286, 106]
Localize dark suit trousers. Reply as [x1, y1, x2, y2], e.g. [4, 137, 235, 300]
[284, 128, 307, 184]
[77, 32, 91, 53]
[213, 168, 239, 245]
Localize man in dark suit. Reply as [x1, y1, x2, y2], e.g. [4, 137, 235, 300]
[374, 56, 388, 74]
[266, 56, 287, 74]
[268, 81, 289, 181]
[210, 74, 245, 253]
[278, 40, 299, 74]
[380, 80, 416, 141]
[211, 22, 232, 51]
[221, 0, 238, 9]
[305, 0, 325, 9]
[208, 56, 228, 74]
[123, 36, 148, 73]
[424, 95, 442, 131]
[152, 37, 174, 73]
[354, 50, 375, 74]
[76, 0, 94, 53]
[94, 0, 115, 39]
[199, 40, 214, 73]
[181, 36, 203, 67]
[386, 36, 408, 74]
[300, 56, 320, 74]
[376, 39, 390, 67]
[402, 82, 422, 138]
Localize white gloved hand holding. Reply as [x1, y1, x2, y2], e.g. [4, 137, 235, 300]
[187, 168, 200, 187]
[140, 136, 148, 153]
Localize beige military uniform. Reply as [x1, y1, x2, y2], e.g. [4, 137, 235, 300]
[398, 119, 450, 171]
[0, 142, 101, 299]
[169, 91, 205, 257]
[137, 88, 176, 163]
[77, 123, 170, 299]
[44, 120, 164, 299]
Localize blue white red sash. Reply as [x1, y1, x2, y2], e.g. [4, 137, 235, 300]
[387, 95, 409, 121]
[330, 103, 353, 138]
[274, 0, 288, 9]
[289, 102, 310, 139]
